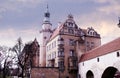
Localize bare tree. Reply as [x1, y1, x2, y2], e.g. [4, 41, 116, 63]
[0, 46, 13, 78]
[11, 37, 25, 78]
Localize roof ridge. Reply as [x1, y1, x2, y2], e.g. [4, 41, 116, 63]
[80, 37, 120, 62]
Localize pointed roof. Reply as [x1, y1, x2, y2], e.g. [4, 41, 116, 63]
[34, 38, 37, 42]
[79, 37, 120, 62]
[49, 24, 64, 41]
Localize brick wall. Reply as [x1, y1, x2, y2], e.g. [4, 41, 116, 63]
[31, 67, 60, 78]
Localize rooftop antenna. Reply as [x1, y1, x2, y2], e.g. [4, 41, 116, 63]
[117, 17, 120, 28]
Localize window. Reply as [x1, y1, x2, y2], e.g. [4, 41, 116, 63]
[86, 41, 89, 47]
[58, 61, 64, 70]
[54, 52, 56, 58]
[68, 29, 74, 34]
[90, 32, 92, 35]
[52, 52, 56, 58]
[58, 51, 64, 57]
[69, 50, 74, 56]
[52, 43, 54, 48]
[49, 44, 51, 50]
[52, 53, 54, 59]
[73, 61, 77, 66]
[69, 39, 75, 46]
[44, 36, 47, 39]
[46, 46, 48, 51]
[54, 41, 56, 47]
[97, 58, 99, 62]
[83, 62, 84, 66]
[91, 42, 94, 48]
[68, 22, 73, 27]
[117, 52, 120, 57]
[48, 55, 51, 60]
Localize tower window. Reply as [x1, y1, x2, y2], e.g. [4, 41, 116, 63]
[117, 52, 120, 57]
[44, 36, 47, 39]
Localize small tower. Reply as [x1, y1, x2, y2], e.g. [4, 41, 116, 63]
[42, 5, 52, 30]
[39, 5, 53, 67]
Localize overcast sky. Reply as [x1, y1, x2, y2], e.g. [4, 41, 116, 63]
[0, 0, 120, 47]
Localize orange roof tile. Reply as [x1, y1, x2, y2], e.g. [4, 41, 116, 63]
[49, 24, 63, 41]
[79, 37, 120, 62]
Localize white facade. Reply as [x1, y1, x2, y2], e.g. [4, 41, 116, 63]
[79, 50, 120, 78]
[39, 6, 53, 66]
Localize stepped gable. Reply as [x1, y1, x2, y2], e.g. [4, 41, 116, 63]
[79, 37, 120, 62]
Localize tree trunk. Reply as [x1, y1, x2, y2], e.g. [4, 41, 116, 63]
[3, 68, 6, 78]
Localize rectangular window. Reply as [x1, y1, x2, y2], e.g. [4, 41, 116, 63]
[54, 52, 56, 58]
[91, 42, 94, 48]
[69, 50, 74, 56]
[52, 43, 54, 48]
[73, 61, 77, 67]
[46, 46, 48, 51]
[97, 58, 99, 62]
[58, 61, 64, 68]
[117, 52, 120, 57]
[54, 41, 56, 48]
[86, 41, 89, 47]
[68, 29, 74, 34]
[49, 44, 51, 50]
[69, 39, 75, 46]
[58, 51, 64, 57]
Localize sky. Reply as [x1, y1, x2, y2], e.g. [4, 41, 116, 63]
[0, 0, 120, 47]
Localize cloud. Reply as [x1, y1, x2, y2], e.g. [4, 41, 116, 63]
[75, 9, 120, 45]
[90, 0, 120, 15]
[0, 0, 45, 14]
[0, 27, 39, 47]
[97, 1, 120, 15]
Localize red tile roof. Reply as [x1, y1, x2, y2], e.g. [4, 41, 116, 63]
[49, 24, 63, 41]
[79, 37, 120, 62]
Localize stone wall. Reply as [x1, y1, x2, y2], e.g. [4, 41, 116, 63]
[31, 67, 60, 78]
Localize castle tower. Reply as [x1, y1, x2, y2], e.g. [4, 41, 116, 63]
[39, 5, 53, 66]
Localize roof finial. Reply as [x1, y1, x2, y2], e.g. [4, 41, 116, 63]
[68, 14, 73, 19]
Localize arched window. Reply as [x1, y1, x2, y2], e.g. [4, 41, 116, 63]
[102, 67, 118, 78]
[86, 70, 94, 78]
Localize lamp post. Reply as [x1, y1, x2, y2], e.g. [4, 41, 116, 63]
[117, 17, 120, 28]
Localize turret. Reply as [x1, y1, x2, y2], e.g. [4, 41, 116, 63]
[39, 5, 53, 67]
[42, 5, 52, 30]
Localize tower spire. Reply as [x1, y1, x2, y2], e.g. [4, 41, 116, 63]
[43, 4, 51, 23]
[41, 5, 52, 30]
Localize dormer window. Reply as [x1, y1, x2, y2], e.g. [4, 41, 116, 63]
[68, 29, 74, 34]
[87, 27, 96, 36]
[69, 22, 73, 27]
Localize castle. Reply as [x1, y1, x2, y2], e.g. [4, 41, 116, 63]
[20, 7, 120, 78]
[38, 6, 101, 78]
